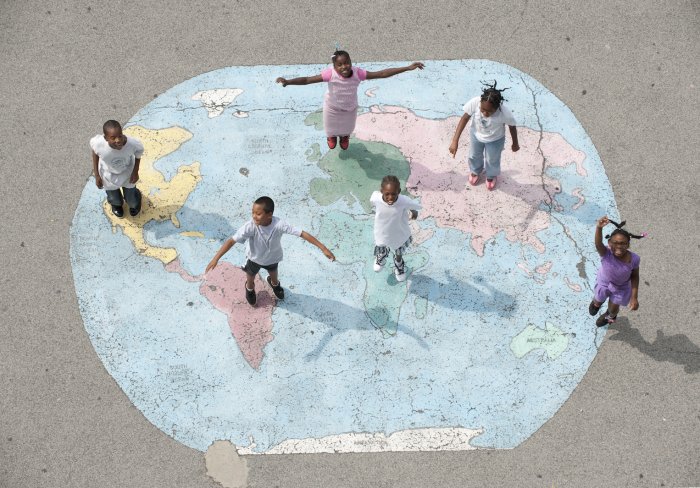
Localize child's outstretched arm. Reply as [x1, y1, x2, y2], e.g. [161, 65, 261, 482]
[365, 62, 424, 80]
[300, 231, 336, 261]
[91, 150, 103, 189]
[206, 238, 236, 272]
[276, 75, 323, 87]
[629, 267, 640, 310]
[509, 125, 520, 152]
[449, 113, 471, 157]
[595, 216, 609, 256]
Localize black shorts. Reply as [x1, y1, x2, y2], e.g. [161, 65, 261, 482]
[242, 260, 279, 276]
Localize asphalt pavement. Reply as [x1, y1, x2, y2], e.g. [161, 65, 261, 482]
[1, 1, 698, 486]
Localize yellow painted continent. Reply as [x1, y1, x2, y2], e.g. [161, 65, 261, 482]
[102, 125, 202, 264]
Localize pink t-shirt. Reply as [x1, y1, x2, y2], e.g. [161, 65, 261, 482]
[321, 66, 367, 111]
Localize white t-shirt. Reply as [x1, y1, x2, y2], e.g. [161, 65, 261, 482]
[90, 135, 145, 190]
[463, 97, 517, 143]
[232, 216, 302, 265]
[370, 191, 422, 249]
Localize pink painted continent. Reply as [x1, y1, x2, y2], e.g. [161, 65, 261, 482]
[200, 263, 275, 370]
[354, 106, 586, 256]
[165, 259, 275, 369]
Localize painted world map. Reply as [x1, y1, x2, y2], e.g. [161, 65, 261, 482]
[70, 60, 619, 454]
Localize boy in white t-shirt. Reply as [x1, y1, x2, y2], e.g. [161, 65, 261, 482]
[449, 81, 520, 191]
[206, 196, 336, 306]
[90, 120, 144, 217]
[371, 175, 422, 282]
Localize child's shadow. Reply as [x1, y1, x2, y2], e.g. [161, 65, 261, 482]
[276, 292, 430, 362]
[148, 206, 237, 240]
[607, 318, 700, 374]
[408, 272, 517, 318]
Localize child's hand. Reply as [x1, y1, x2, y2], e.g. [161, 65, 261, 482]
[597, 216, 610, 229]
[449, 141, 458, 158]
[276, 77, 288, 87]
[629, 297, 639, 311]
[130, 171, 139, 184]
[205, 260, 218, 273]
[323, 248, 336, 261]
[95, 175, 103, 189]
[512, 143, 520, 152]
[410, 210, 418, 220]
[409, 62, 425, 70]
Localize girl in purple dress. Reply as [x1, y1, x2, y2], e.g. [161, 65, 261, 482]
[590, 216, 645, 327]
[276, 50, 424, 150]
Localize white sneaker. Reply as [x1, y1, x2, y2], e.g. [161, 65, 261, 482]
[394, 260, 407, 282]
[373, 261, 383, 272]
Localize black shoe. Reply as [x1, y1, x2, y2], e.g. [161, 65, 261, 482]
[245, 286, 257, 306]
[111, 204, 124, 218]
[589, 301, 601, 316]
[266, 275, 285, 300]
[595, 313, 615, 327]
[129, 202, 141, 217]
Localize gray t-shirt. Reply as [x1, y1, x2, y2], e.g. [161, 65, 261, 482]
[232, 216, 302, 265]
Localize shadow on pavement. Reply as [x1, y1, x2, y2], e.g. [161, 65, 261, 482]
[277, 292, 430, 362]
[607, 317, 700, 374]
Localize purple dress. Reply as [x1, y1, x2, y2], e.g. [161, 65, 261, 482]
[594, 248, 640, 305]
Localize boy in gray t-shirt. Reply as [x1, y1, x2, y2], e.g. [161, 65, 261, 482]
[206, 196, 335, 306]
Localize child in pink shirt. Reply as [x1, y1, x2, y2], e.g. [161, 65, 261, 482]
[277, 50, 424, 150]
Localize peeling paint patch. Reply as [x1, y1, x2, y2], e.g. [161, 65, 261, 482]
[205, 440, 248, 488]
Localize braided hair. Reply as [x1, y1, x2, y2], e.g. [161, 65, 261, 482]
[480, 80, 509, 111]
[332, 50, 350, 63]
[605, 219, 647, 242]
[381, 175, 401, 189]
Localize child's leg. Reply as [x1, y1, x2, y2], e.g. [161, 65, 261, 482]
[268, 268, 280, 286]
[483, 137, 506, 179]
[374, 245, 389, 269]
[105, 189, 124, 207]
[393, 249, 406, 280]
[605, 303, 620, 320]
[245, 273, 255, 289]
[468, 131, 486, 175]
[122, 186, 142, 209]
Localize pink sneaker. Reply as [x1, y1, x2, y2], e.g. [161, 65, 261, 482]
[486, 177, 497, 190]
[468, 173, 480, 186]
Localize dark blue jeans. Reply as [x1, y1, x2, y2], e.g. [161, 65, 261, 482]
[106, 187, 141, 209]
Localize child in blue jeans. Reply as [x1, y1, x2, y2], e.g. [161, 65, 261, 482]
[449, 81, 520, 191]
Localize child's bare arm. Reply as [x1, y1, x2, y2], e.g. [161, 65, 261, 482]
[449, 113, 471, 157]
[130, 157, 141, 184]
[409, 209, 418, 220]
[509, 125, 520, 152]
[595, 216, 609, 256]
[300, 231, 335, 261]
[365, 62, 424, 80]
[206, 238, 235, 272]
[92, 150, 103, 188]
[629, 267, 640, 310]
[276, 75, 323, 87]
